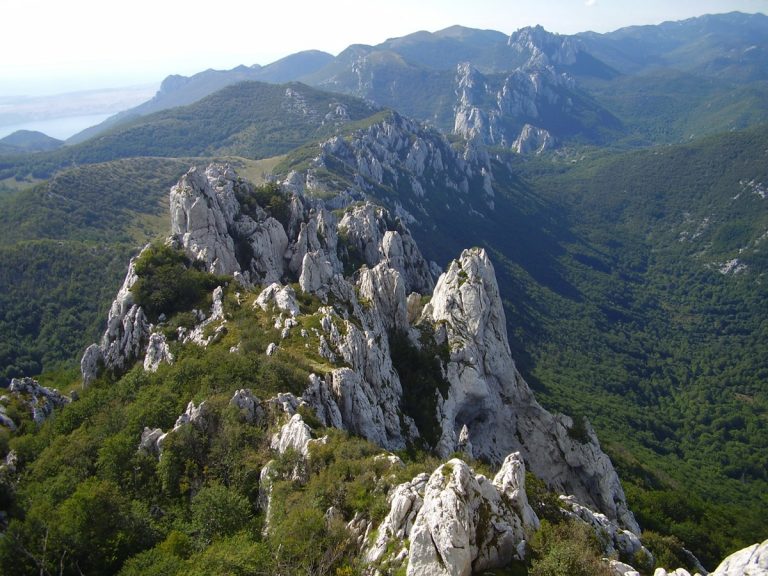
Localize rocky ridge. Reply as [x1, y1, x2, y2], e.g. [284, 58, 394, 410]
[452, 25, 620, 151]
[282, 109, 497, 223]
[80, 162, 641, 572]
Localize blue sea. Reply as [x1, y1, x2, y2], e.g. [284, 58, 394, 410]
[0, 113, 114, 141]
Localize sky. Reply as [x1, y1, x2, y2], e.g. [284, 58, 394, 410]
[1, 0, 767, 96]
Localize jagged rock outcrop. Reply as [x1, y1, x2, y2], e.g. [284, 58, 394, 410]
[270, 413, 314, 457]
[170, 164, 242, 276]
[255, 283, 300, 317]
[0, 378, 71, 427]
[365, 473, 430, 565]
[449, 26, 620, 150]
[339, 202, 434, 295]
[81, 254, 151, 385]
[184, 286, 227, 346]
[358, 263, 408, 331]
[559, 495, 647, 560]
[711, 539, 768, 576]
[304, 111, 496, 215]
[170, 163, 293, 284]
[512, 124, 555, 154]
[420, 247, 639, 533]
[230, 389, 265, 424]
[507, 25, 582, 68]
[453, 61, 572, 151]
[143, 332, 173, 372]
[82, 162, 638, 542]
[367, 454, 539, 576]
[139, 400, 209, 455]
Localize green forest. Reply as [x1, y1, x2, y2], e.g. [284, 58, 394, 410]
[0, 61, 766, 572]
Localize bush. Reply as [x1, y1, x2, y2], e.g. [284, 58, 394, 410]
[190, 483, 253, 545]
[529, 519, 612, 576]
[131, 243, 224, 322]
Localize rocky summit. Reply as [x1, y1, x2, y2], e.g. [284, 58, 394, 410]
[72, 162, 651, 573]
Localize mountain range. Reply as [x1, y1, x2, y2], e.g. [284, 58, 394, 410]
[61, 11, 768, 151]
[0, 11, 766, 576]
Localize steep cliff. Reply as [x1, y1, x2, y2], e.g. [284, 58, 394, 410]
[80, 163, 637, 542]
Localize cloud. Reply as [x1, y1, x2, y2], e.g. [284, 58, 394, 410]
[585, 0, 598, 6]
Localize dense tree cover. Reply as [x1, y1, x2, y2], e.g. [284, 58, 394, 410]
[0, 159, 189, 384]
[0, 158, 188, 244]
[504, 125, 768, 565]
[0, 241, 133, 383]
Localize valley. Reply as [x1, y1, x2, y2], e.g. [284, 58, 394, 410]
[0, 11, 766, 576]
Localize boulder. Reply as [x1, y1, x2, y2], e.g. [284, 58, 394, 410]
[229, 389, 264, 424]
[143, 332, 173, 372]
[712, 539, 768, 576]
[406, 457, 537, 576]
[255, 283, 300, 317]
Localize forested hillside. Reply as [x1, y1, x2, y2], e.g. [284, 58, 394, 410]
[0, 12, 767, 572]
[510, 125, 768, 564]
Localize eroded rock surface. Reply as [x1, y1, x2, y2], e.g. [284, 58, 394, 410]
[712, 539, 768, 576]
[421, 247, 638, 533]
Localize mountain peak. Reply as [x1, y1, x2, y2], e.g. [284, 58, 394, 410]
[507, 24, 582, 67]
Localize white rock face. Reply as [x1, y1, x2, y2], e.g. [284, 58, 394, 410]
[610, 560, 641, 576]
[405, 456, 538, 576]
[255, 283, 300, 317]
[270, 413, 313, 457]
[229, 389, 264, 424]
[712, 539, 768, 576]
[339, 202, 434, 295]
[143, 332, 173, 372]
[654, 569, 697, 576]
[366, 473, 430, 564]
[299, 251, 335, 295]
[86, 254, 151, 381]
[80, 344, 103, 387]
[80, 246, 156, 384]
[452, 27, 580, 152]
[513, 124, 555, 154]
[184, 286, 226, 346]
[357, 263, 408, 332]
[421, 247, 639, 533]
[328, 368, 393, 448]
[170, 164, 241, 276]
[507, 25, 582, 67]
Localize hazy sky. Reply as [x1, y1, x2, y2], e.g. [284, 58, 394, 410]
[2, 0, 766, 96]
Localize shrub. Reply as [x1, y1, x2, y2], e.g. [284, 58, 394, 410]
[131, 243, 223, 322]
[529, 519, 612, 576]
[190, 483, 253, 545]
